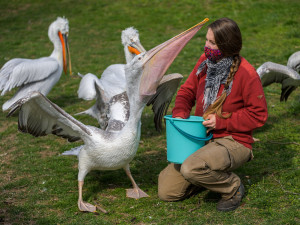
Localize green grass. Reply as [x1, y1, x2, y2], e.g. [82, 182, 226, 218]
[0, 0, 299, 224]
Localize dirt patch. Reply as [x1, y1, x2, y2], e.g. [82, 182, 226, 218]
[0, 145, 18, 168]
[1, 132, 17, 144]
[72, 163, 78, 169]
[144, 150, 160, 155]
[98, 193, 117, 201]
[39, 150, 57, 159]
[0, 207, 36, 225]
[0, 121, 17, 133]
[1, 184, 29, 197]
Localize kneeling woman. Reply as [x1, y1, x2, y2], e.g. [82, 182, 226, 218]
[158, 17, 268, 212]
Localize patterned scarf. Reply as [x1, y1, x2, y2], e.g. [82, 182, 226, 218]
[196, 57, 233, 112]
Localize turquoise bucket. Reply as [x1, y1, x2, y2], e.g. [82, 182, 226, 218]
[164, 115, 213, 164]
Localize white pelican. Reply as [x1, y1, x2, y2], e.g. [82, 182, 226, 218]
[7, 18, 209, 213]
[76, 27, 145, 129]
[257, 61, 300, 101]
[77, 27, 183, 131]
[0, 17, 71, 111]
[77, 27, 145, 102]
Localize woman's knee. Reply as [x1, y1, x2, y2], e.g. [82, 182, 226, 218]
[158, 164, 192, 201]
[180, 158, 207, 181]
[158, 173, 184, 201]
[180, 163, 193, 180]
[158, 186, 179, 202]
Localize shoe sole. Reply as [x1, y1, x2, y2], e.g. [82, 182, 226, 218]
[217, 203, 241, 212]
[217, 184, 245, 212]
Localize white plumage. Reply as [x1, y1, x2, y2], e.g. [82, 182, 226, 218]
[7, 19, 208, 213]
[77, 27, 145, 101]
[77, 27, 183, 132]
[0, 17, 71, 111]
[287, 51, 300, 73]
[76, 27, 145, 130]
[257, 52, 300, 101]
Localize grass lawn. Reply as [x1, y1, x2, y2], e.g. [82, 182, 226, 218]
[0, 0, 299, 224]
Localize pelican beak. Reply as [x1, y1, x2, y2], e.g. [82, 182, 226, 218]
[140, 18, 209, 97]
[65, 33, 72, 75]
[58, 31, 72, 75]
[128, 46, 141, 55]
[128, 42, 146, 55]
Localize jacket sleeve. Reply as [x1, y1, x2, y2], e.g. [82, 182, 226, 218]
[216, 72, 268, 132]
[172, 56, 205, 118]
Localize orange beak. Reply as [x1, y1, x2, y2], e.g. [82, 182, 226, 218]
[128, 46, 141, 55]
[58, 31, 68, 75]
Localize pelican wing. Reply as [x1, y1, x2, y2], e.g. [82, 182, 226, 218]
[76, 79, 109, 129]
[0, 57, 60, 95]
[98, 64, 126, 100]
[77, 73, 101, 100]
[77, 65, 126, 102]
[258, 62, 300, 85]
[8, 92, 92, 142]
[146, 73, 183, 132]
[257, 62, 300, 101]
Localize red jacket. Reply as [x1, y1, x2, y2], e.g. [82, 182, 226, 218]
[172, 54, 268, 149]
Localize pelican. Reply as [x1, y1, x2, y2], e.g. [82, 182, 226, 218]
[7, 18, 209, 213]
[77, 27, 183, 132]
[76, 27, 145, 129]
[0, 17, 72, 111]
[257, 61, 300, 101]
[77, 27, 145, 102]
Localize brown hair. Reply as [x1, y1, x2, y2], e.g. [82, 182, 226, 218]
[203, 18, 242, 119]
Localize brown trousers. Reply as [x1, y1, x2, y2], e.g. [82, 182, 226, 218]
[158, 136, 253, 201]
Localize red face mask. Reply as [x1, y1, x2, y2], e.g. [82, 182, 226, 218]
[204, 46, 224, 62]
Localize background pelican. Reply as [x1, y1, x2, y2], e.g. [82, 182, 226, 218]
[257, 52, 300, 101]
[77, 27, 145, 102]
[0, 17, 71, 111]
[7, 18, 208, 213]
[76, 27, 145, 129]
[77, 27, 183, 132]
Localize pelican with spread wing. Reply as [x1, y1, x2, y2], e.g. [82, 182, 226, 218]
[8, 19, 209, 213]
[0, 17, 72, 111]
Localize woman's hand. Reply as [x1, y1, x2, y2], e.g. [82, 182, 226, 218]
[202, 114, 216, 132]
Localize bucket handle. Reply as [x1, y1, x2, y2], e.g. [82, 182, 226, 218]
[170, 119, 213, 141]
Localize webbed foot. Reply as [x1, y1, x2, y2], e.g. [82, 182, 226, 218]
[78, 200, 96, 213]
[126, 188, 149, 199]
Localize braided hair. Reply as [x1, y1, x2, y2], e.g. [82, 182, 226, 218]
[203, 18, 242, 119]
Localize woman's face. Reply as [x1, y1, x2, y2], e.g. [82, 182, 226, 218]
[205, 28, 218, 50]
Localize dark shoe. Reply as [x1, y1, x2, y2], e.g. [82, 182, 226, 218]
[216, 183, 245, 212]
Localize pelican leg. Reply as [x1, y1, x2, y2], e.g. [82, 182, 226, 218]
[77, 181, 97, 213]
[124, 165, 149, 199]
